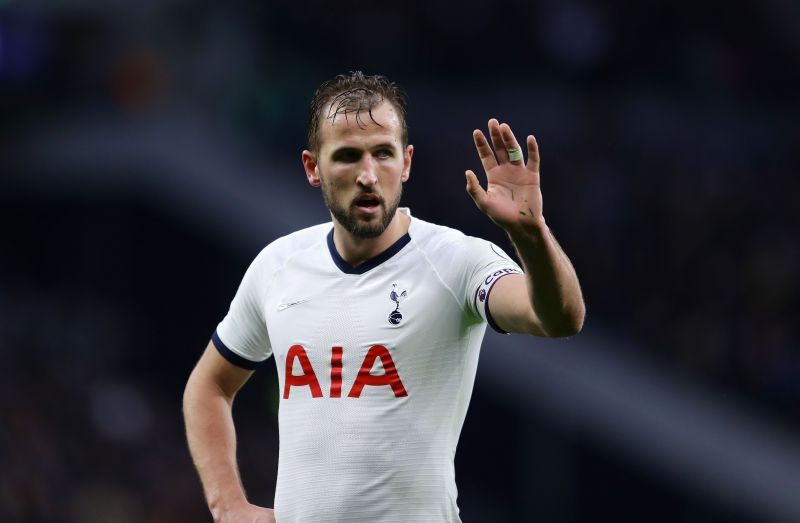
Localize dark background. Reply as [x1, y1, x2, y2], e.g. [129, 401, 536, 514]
[2, 0, 799, 521]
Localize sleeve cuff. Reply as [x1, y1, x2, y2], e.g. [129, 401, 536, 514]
[212, 331, 263, 370]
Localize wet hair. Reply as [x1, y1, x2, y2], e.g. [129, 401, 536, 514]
[307, 71, 408, 154]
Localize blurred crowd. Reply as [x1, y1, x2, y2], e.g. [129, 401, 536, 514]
[1, 0, 798, 521]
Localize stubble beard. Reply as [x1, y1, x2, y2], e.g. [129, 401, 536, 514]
[322, 182, 402, 239]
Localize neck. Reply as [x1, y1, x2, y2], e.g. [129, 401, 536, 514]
[332, 210, 410, 267]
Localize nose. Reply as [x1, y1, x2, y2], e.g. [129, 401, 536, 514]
[356, 156, 378, 188]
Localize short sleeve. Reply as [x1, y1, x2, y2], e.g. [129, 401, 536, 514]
[214, 252, 273, 369]
[460, 238, 522, 333]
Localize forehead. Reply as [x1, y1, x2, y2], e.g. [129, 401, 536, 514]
[318, 101, 402, 150]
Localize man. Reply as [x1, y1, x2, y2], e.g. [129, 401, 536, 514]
[183, 72, 584, 522]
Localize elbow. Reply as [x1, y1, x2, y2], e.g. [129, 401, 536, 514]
[543, 306, 585, 338]
[547, 320, 583, 338]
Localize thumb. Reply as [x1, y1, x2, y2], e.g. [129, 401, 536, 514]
[465, 170, 488, 210]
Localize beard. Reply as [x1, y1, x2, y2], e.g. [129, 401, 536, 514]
[322, 182, 402, 239]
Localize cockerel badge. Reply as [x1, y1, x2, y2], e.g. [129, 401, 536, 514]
[388, 284, 407, 325]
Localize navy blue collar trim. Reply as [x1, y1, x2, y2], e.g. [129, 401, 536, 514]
[327, 228, 411, 275]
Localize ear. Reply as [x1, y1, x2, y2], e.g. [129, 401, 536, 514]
[401, 144, 413, 183]
[302, 150, 321, 187]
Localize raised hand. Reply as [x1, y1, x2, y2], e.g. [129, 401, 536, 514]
[465, 118, 544, 234]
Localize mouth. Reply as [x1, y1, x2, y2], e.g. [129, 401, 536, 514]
[353, 193, 382, 214]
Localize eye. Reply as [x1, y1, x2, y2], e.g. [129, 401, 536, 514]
[375, 148, 394, 159]
[333, 149, 362, 163]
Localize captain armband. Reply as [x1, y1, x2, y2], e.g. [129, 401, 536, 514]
[473, 267, 522, 333]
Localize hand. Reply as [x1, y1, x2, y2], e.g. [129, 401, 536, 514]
[465, 118, 544, 235]
[214, 503, 275, 523]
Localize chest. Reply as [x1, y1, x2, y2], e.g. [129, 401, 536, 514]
[262, 261, 467, 361]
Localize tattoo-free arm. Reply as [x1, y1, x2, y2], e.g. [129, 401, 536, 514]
[489, 225, 584, 337]
[466, 119, 585, 337]
[183, 341, 275, 522]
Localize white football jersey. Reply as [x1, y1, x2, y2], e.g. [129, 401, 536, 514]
[215, 209, 521, 523]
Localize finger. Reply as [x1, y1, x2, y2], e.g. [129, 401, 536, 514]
[526, 135, 540, 172]
[472, 129, 497, 172]
[488, 118, 508, 163]
[499, 123, 524, 165]
[465, 170, 488, 211]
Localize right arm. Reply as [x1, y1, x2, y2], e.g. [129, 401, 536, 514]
[183, 340, 275, 523]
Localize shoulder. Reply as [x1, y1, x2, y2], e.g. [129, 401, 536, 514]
[409, 216, 493, 256]
[409, 216, 468, 249]
[409, 216, 520, 280]
[249, 222, 331, 272]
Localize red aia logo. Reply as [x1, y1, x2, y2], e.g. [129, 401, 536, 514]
[283, 344, 408, 399]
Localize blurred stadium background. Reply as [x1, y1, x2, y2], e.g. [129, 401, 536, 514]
[2, 0, 799, 521]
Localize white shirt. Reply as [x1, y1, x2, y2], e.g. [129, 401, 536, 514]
[215, 209, 521, 522]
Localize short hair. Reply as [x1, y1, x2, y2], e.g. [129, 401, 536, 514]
[307, 71, 408, 154]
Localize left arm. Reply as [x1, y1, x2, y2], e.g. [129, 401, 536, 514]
[466, 119, 585, 337]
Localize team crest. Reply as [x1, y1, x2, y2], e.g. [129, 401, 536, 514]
[388, 284, 407, 325]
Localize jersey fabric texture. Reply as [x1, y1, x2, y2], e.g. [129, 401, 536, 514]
[214, 209, 521, 523]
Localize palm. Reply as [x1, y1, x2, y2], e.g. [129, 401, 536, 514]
[466, 119, 544, 232]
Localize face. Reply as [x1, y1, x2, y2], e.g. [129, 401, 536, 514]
[303, 101, 413, 238]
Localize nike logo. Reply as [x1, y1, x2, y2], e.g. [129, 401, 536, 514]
[277, 299, 311, 311]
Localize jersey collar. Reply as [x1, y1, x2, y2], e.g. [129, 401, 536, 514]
[327, 227, 411, 275]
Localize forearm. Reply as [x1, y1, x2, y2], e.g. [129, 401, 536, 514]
[183, 374, 248, 517]
[507, 220, 585, 336]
